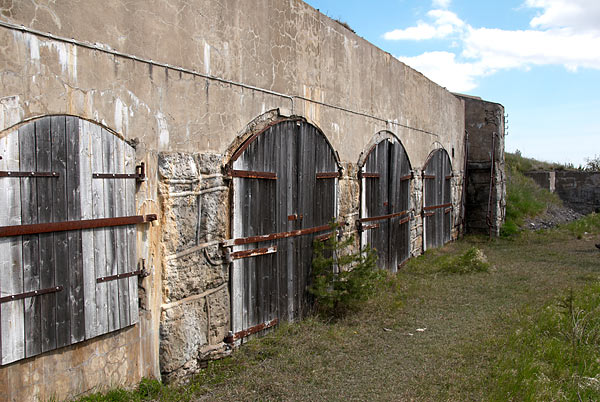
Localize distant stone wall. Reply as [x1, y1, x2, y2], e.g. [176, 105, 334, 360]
[526, 171, 600, 214]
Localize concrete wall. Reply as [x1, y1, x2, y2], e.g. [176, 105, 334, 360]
[456, 94, 506, 236]
[0, 0, 469, 399]
[527, 170, 600, 214]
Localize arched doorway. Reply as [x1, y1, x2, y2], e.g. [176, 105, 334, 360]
[423, 148, 453, 250]
[359, 135, 412, 271]
[226, 118, 339, 341]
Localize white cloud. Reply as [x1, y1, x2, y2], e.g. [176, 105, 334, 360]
[383, 9, 463, 40]
[432, 0, 451, 9]
[384, 0, 600, 91]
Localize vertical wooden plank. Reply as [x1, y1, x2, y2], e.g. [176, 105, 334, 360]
[37, 117, 57, 353]
[79, 120, 97, 339]
[66, 116, 85, 343]
[52, 115, 71, 348]
[20, 121, 42, 358]
[102, 129, 120, 331]
[91, 123, 108, 336]
[113, 137, 130, 329]
[124, 144, 138, 325]
[0, 129, 25, 365]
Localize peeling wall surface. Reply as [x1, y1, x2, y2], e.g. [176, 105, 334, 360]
[0, 0, 498, 399]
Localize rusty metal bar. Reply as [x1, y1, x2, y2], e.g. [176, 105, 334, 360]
[445, 174, 453, 180]
[229, 169, 277, 180]
[398, 216, 410, 225]
[423, 211, 435, 217]
[444, 207, 452, 214]
[287, 214, 303, 221]
[93, 163, 146, 181]
[0, 171, 59, 178]
[221, 223, 332, 247]
[316, 172, 340, 179]
[359, 210, 408, 223]
[224, 318, 279, 343]
[0, 286, 63, 304]
[230, 246, 277, 260]
[97, 270, 145, 283]
[315, 231, 334, 241]
[423, 203, 453, 211]
[0, 214, 157, 237]
[359, 172, 380, 179]
[361, 223, 380, 231]
[399, 173, 413, 181]
[423, 174, 436, 179]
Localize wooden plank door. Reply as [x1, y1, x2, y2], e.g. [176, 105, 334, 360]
[0, 116, 140, 365]
[230, 120, 338, 339]
[423, 148, 453, 250]
[360, 138, 411, 271]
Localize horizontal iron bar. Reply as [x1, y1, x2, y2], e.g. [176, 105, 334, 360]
[359, 210, 408, 223]
[97, 270, 144, 283]
[0, 214, 157, 237]
[399, 173, 413, 181]
[444, 207, 452, 214]
[423, 174, 436, 179]
[0, 171, 59, 177]
[360, 172, 380, 178]
[315, 231, 334, 241]
[424, 211, 435, 217]
[92, 173, 142, 179]
[225, 318, 279, 343]
[445, 175, 453, 180]
[222, 223, 332, 247]
[398, 216, 410, 225]
[361, 223, 380, 231]
[316, 172, 340, 179]
[230, 169, 277, 180]
[0, 286, 63, 304]
[287, 214, 303, 221]
[230, 246, 277, 260]
[423, 203, 453, 211]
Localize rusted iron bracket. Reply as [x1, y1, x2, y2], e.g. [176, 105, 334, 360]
[221, 223, 332, 247]
[287, 214, 303, 221]
[423, 203, 453, 211]
[399, 172, 414, 181]
[0, 171, 59, 178]
[358, 171, 380, 179]
[0, 286, 63, 304]
[226, 168, 277, 180]
[422, 174, 436, 179]
[316, 172, 340, 179]
[97, 270, 145, 283]
[423, 211, 436, 217]
[445, 174, 453, 180]
[358, 210, 408, 224]
[361, 223, 380, 232]
[92, 163, 146, 182]
[224, 318, 279, 344]
[0, 214, 157, 237]
[230, 246, 277, 260]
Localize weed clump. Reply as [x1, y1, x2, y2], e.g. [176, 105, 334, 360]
[492, 283, 600, 400]
[438, 246, 490, 274]
[310, 225, 383, 318]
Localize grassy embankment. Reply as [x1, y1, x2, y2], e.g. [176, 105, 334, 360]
[74, 154, 600, 401]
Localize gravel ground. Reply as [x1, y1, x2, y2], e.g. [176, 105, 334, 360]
[523, 204, 582, 230]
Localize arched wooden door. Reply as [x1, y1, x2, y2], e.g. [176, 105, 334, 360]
[0, 116, 153, 365]
[359, 137, 412, 271]
[423, 148, 453, 250]
[226, 119, 339, 341]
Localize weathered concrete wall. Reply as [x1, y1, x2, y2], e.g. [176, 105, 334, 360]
[0, 0, 470, 398]
[456, 94, 506, 236]
[527, 171, 600, 214]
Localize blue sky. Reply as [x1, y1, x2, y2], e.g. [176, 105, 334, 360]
[303, 0, 600, 167]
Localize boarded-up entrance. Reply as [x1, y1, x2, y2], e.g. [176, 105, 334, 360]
[423, 148, 453, 250]
[0, 116, 153, 365]
[226, 119, 338, 341]
[359, 136, 412, 271]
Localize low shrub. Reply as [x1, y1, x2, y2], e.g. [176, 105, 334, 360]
[437, 246, 490, 274]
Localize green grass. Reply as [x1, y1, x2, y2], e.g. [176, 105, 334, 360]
[492, 284, 600, 401]
[73, 220, 600, 402]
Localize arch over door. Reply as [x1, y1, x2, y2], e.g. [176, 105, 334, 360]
[423, 148, 453, 250]
[227, 119, 339, 340]
[359, 137, 412, 271]
[0, 116, 152, 365]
